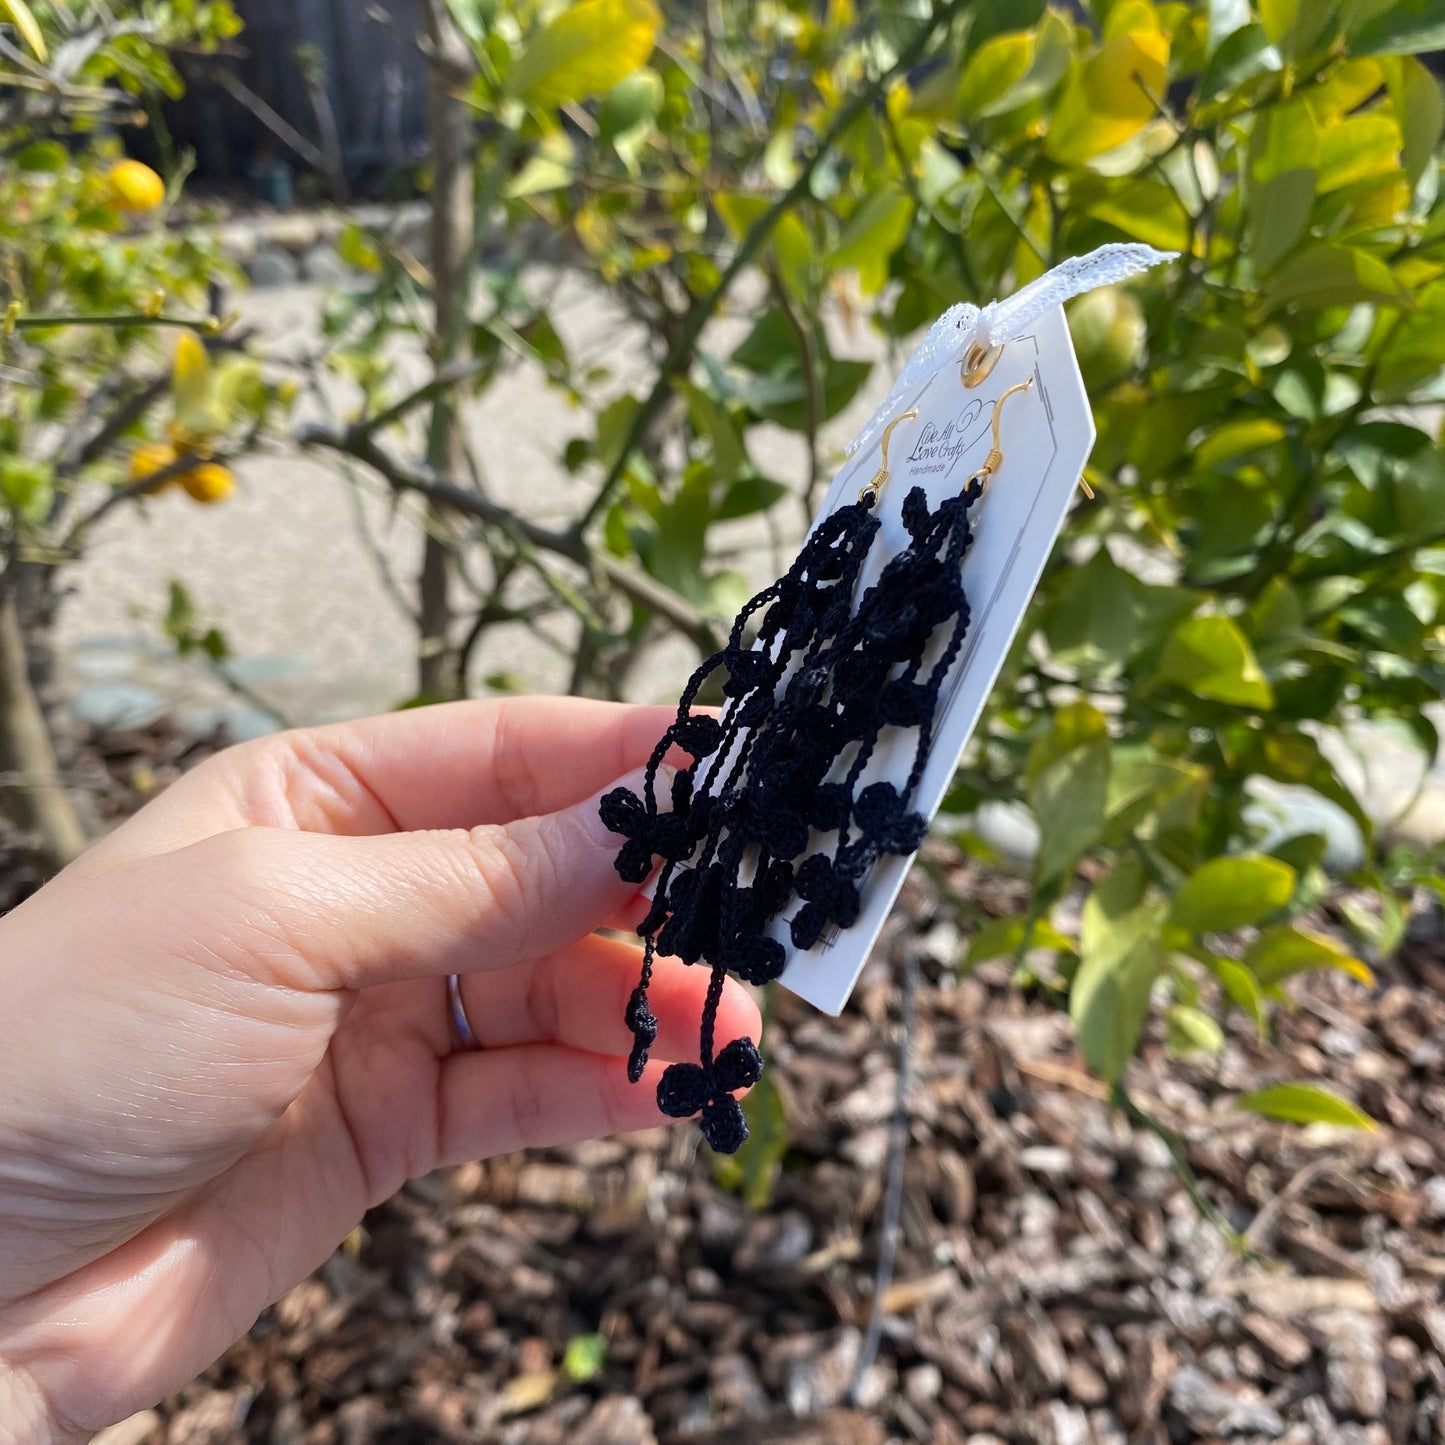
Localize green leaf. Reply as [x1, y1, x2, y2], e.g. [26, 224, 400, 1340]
[1383, 56, 1445, 187]
[713, 191, 768, 240]
[1158, 615, 1275, 709]
[0, 456, 53, 519]
[957, 30, 1035, 119]
[1086, 179, 1192, 252]
[1264, 245, 1412, 313]
[1026, 699, 1110, 785]
[967, 913, 1075, 966]
[1206, 953, 1267, 1034]
[716, 473, 788, 520]
[827, 188, 915, 294]
[1317, 114, 1402, 194]
[1030, 738, 1111, 884]
[1249, 100, 1318, 272]
[1194, 418, 1287, 471]
[506, 132, 576, 197]
[1244, 925, 1375, 987]
[1236, 1082, 1375, 1129]
[1166, 1003, 1225, 1057]
[710, 1071, 789, 1207]
[508, 0, 661, 110]
[1375, 281, 1445, 399]
[649, 471, 711, 601]
[1259, 0, 1299, 43]
[684, 383, 745, 480]
[14, 140, 67, 172]
[1044, 23, 1169, 163]
[1169, 854, 1297, 934]
[1071, 860, 1167, 1083]
[1043, 550, 1137, 680]
[772, 212, 813, 300]
[562, 1334, 607, 1383]
[1199, 23, 1283, 100]
[1347, 0, 1445, 55]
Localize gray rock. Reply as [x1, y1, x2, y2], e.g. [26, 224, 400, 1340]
[301, 244, 357, 287]
[70, 681, 167, 731]
[573, 1396, 656, 1445]
[903, 1363, 942, 1404]
[249, 245, 301, 288]
[1167, 1365, 1285, 1436]
[709, 1353, 768, 1419]
[1319, 1312, 1387, 1420]
[1421, 1176, 1445, 1223]
[1040, 1402, 1090, 1445]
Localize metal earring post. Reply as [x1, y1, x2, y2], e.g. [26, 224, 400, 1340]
[857, 408, 918, 505]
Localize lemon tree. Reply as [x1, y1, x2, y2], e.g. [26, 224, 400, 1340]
[0, 0, 283, 871]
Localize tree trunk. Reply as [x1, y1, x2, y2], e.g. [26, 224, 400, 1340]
[0, 584, 88, 875]
[416, 0, 476, 701]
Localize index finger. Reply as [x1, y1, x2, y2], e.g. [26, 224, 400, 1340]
[87, 697, 683, 863]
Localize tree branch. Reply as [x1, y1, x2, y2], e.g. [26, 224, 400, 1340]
[298, 424, 720, 651]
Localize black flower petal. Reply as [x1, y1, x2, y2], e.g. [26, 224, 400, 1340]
[657, 1061, 710, 1118]
[789, 901, 828, 950]
[700, 1093, 749, 1153]
[616, 837, 654, 884]
[879, 679, 932, 728]
[727, 933, 787, 985]
[809, 783, 851, 832]
[599, 786, 647, 838]
[714, 1036, 764, 1093]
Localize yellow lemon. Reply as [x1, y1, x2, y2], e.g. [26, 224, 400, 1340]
[179, 461, 235, 504]
[105, 159, 166, 214]
[127, 440, 180, 492]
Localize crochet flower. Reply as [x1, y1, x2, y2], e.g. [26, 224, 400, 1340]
[722, 647, 777, 697]
[599, 786, 692, 883]
[878, 678, 932, 728]
[674, 713, 724, 758]
[723, 931, 787, 986]
[842, 780, 928, 873]
[854, 781, 928, 854]
[656, 862, 725, 964]
[657, 1037, 763, 1153]
[789, 852, 862, 950]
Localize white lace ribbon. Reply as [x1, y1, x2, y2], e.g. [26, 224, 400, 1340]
[846, 243, 1177, 460]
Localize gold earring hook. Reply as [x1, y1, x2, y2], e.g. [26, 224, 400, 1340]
[969, 377, 1034, 489]
[857, 407, 918, 505]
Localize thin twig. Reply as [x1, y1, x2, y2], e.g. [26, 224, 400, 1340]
[847, 945, 919, 1405]
[1112, 1083, 1249, 1253]
[298, 425, 720, 650]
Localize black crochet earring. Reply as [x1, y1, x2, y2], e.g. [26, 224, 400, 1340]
[601, 377, 1035, 1153]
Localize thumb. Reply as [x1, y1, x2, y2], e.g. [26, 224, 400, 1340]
[176, 766, 671, 993]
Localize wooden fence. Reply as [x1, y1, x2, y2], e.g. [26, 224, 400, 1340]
[175, 0, 430, 183]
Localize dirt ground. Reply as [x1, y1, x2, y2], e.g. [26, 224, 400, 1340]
[17, 721, 1440, 1445]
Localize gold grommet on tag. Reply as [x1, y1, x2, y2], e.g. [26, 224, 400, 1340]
[961, 341, 1003, 388]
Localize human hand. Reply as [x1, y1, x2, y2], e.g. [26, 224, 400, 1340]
[0, 699, 759, 1443]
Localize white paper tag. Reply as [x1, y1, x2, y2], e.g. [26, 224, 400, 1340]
[767, 302, 1096, 1015]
